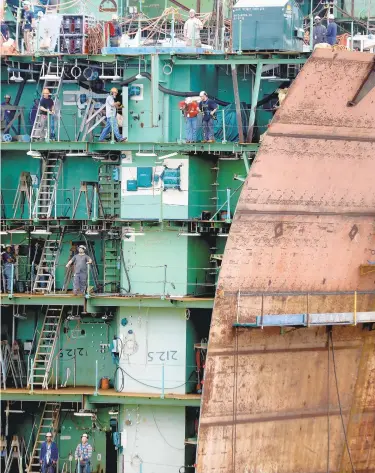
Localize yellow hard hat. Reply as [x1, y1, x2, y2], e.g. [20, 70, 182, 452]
[110, 87, 118, 93]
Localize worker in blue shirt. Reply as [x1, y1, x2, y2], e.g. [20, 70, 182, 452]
[2, 245, 16, 293]
[40, 432, 59, 473]
[198, 91, 218, 143]
[326, 14, 337, 46]
[1, 21, 10, 41]
[1, 95, 15, 131]
[22, 1, 35, 53]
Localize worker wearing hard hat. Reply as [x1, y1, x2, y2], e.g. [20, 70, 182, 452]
[1, 94, 14, 130]
[198, 91, 218, 143]
[326, 14, 337, 46]
[66, 246, 92, 296]
[109, 13, 122, 47]
[313, 16, 326, 47]
[22, 1, 35, 53]
[2, 245, 16, 293]
[39, 88, 55, 140]
[75, 434, 93, 473]
[40, 432, 59, 473]
[98, 87, 127, 142]
[184, 9, 203, 47]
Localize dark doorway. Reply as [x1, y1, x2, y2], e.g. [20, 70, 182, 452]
[105, 431, 117, 473]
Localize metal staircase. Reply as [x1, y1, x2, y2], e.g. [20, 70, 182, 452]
[32, 230, 64, 293]
[28, 306, 63, 389]
[27, 402, 61, 473]
[33, 153, 63, 220]
[31, 61, 63, 141]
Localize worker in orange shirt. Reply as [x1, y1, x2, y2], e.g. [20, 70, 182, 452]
[179, 97, 199, 143]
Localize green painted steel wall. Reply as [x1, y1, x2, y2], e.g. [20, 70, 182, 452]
[187, 156, 216, 219]
[121, 228, 210, 295]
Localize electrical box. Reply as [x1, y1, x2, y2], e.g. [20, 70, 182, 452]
[137, 167, 153, 188]
[59, 15, 96, 54]
[232, 0, 304, 52]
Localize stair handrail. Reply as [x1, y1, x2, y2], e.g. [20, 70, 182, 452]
[42, 310, 63, 389]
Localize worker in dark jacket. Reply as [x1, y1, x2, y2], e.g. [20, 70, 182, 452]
[40, 432, 59, 473]
[326, 14, 337, 46]
[313, 16, 326, 46]
[198, 91, 218, 143]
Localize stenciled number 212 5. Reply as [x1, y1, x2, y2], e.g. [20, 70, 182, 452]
[147, 351, 178, 362]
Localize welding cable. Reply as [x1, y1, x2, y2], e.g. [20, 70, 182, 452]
[120, 241, 131, 293]
[329, 331, 356, 473]
[114, 366, 196, 392]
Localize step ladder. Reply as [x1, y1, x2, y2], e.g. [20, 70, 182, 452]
[32, 153, 63, 219]
[27, 403, 61, 473]
[3, 436, 23, 473]
[0, 341, 24, 388]
[31, 61, 63, 141]
[77, 98, 106, 142]
[72, 181, 105, 220]
[13, 172, 32, 218]
[32, 230, 65, 293]
[99, 164, 121, 218]
[28, 307, 63, 389]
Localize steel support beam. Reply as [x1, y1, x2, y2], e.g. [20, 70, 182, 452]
[1, 294, 214, 309]
[246, 61, 262, 143]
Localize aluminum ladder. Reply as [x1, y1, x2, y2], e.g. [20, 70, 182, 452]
[32, 230, 65, 293]
[27, 403, 61, 473]
[3, 436, 23, 473]
[32, 153, 63, 219]
[28, 307, 63, 389]
[31, 61, 63, 141]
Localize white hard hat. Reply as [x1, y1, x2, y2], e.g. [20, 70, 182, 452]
[328, 13, 335, 19]
[199, 91, 207, 97]
[189, 9, 195, 13]
[46, 432, 52, 437]
[185, 97, 192, 104]
[4, 94, 11, 99]
[81, 433, 88, 438]
[314, 15, 321, 20]
[112, 14, 118, 20]
[78, 245, 86, 250]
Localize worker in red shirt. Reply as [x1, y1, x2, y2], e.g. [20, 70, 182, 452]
[179, 97, 199, 143]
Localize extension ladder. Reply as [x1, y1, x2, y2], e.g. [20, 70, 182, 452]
[27, 403, 61, 473]
[32, 230, 65, 293]
[31, 61, 63, 141]
[32, 152, 63, 219]
[28, 307, 63, 389]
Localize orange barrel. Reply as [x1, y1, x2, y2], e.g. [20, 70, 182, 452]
[100, 377, 110, 390]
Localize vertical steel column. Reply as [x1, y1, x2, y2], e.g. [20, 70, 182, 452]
[246, 62, 262, 143]
[122, 86, 129, 139]
[151, 55, 159, 128]
[231, 64, 244, 143]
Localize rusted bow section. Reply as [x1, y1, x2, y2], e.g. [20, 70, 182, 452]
[197, 50, 375, 473]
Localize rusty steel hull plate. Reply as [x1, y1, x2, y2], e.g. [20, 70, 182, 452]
[197, 50, 375, 473]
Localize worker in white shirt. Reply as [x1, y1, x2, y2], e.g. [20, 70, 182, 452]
[184, 9, 203, 47]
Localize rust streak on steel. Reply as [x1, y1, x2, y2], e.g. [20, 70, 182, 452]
[197, 50, 375, 473]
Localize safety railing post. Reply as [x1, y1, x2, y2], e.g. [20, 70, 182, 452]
[178, 112, 183, 144]
[92, 186, 98, 222]
[226, 188, 231, 223]
[171, 11, 175, 47]
[161, 364, 165, 399]
[221, 109, 227, 144]
[94, 360, 99, 395]
[9, 264, 14, 299]
[46, 113, 50, 143]
[238, 19, 243, 55]
[86, 263, 91, 299]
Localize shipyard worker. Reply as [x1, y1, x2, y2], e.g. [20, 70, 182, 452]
[40, 432, 59, 473]
[22, 1, 35, 53]
[39, 89, 55, 140]
[198, 91, 217, 143]
[326, 14, 337, 46]
[183, 97, 199, 143]
[1, 20, 9, 41]
[65, 245, 92, 296]
[184, 9, 203, 47]
[1, 94, 14, 129]
[98, 88, 127, 142]
[108, 14, 122, 47]
[75, 433, 93, 473]
[313, 16, 326, 46]
[2, 245, 16, 293]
